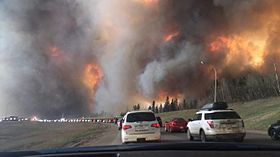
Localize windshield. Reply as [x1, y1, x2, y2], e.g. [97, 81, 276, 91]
[205, 112, 241, 120]
[0, 0, 280, 153]
[126, 113, 156, 122]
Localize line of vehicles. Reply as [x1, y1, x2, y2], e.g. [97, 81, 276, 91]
[2, 102, 280, 143]
[117, 102, 280, 144]
[0, 116, 118, 123]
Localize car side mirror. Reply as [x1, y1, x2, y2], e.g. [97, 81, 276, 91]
[188, 118, 193, 121]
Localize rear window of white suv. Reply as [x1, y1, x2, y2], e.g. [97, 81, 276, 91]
[205, 112, 241, 120]
[126, 112, 156, 122]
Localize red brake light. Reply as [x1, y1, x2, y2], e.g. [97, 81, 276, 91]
[207, 120, 214, 128]
[123, 125, 132, 130]
[151, 123, 160, 128]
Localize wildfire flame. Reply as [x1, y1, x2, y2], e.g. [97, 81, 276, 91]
[163, 31, 179, 42]
[83, 63, 103, 90]
[143, 0, 159, 6]
[209, 35, 266, 68]
[134, 0, 159, 6]
[155, 90, 183, 104]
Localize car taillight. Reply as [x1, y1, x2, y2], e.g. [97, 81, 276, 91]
[151, 123, 160, 128]
[122, 125, 132, 130]
[207, 120, 214, 128]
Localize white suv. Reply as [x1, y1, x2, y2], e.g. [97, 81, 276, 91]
[121, 110, 161, 144]
[187, 103, 246, 142]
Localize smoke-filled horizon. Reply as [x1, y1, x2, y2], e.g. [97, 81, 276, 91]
[0, 0, 280, 118]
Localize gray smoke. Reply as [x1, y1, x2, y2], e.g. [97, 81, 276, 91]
[0, 0, 96, 118]
[0, 0, 280, 117]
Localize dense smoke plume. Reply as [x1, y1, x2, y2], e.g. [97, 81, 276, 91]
[0, 0, 280, 117]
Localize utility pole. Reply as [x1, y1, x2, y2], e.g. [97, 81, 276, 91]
[213, 67, 217, 102]
[201, 60, 217, 102]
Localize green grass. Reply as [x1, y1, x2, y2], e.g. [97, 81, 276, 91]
[157, 96, 280, 131]
[0, 122, 109, 151]
[230, 97, 280, 131]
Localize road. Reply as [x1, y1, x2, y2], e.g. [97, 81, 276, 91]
[82, 125, 279, 146]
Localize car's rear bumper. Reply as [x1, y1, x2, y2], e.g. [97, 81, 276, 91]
[171, 126, 186, 131]
[122, 132, 161, 143]
[206, 133, 246, 140]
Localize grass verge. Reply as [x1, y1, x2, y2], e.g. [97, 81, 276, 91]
[0, 122, 109, 151]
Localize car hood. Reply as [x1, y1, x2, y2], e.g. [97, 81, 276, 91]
[2, 142, 280, 157]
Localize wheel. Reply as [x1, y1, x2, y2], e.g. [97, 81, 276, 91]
[187, 129, 194, 141]
[234, 137, 244, 142]
[270, 129, 279, 141]
[200, 130, 207, 142]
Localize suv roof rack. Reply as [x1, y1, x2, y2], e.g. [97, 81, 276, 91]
[200, 102, 228, 111]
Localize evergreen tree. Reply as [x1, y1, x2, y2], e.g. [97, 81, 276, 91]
[174, 99, 178, 111]
[163, 96, 170, 112]
[133, 105, 137, 111]
[159, 104, 163, 113]
[183, 99, 187, 109]
[152, 100, 155, 112]
[155, 106, 159, 113]
[170, 99, 176, 111]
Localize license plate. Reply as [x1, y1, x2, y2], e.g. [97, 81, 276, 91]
[136, 125, 148, 131]
[180, 126, 184, 129]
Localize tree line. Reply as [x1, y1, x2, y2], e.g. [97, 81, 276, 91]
[132, 96, 197, 113]
[212, 72, 279, 103]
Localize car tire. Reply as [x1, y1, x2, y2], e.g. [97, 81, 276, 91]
[187, 129, 194, 141]
[200, 130, 207, 142]
[270, 129, 279, 141]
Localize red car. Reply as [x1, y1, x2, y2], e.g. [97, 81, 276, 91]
[164, 118, 188, 132]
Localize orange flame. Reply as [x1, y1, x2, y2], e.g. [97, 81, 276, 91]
[209, 35, 266, 68]
[163, 31, 179, 42]
[143, 0, 159, 6]
[155, 90, 183, 104]
[83, 64, 103, 90]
